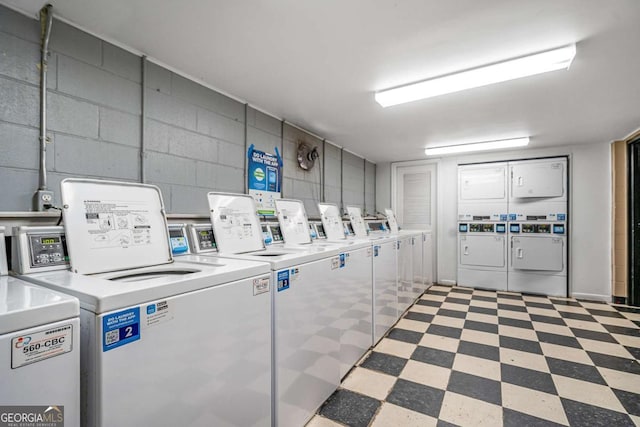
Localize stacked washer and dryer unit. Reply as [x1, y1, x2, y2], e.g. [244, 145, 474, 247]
[457, 158, 568, 296]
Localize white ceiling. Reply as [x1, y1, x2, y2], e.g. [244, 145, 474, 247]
[4, 0, 640, 162]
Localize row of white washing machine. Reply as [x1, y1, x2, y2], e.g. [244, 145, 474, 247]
[4, 178, 433, 427]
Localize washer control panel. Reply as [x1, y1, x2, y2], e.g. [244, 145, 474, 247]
[168, 224, 190, 255]
[195, 228, 217, 251]
[29, 233, 68, 267]
[509, 223, 565, 235]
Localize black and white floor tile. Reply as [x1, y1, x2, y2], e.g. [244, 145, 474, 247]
[307, 285, 640, 427]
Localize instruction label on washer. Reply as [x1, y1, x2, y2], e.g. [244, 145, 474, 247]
[277, 270, 290, 292]
[103, 307, 140, 352]
[253, 277, 270, 295]
[83, 200, 152, 249]
[11, 324, 73, 369]
[143, 300, 173, 329]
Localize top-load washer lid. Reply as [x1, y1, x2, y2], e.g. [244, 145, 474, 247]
[318, 203, 347, 241]
[346, 206, 369, 238]
[18, 257, 270, 314]
[207, 193, 265, 254]
[275, 199, 312, 245]
[60, 179, 172, 275]
[0, 276, 79, 334]
[385, 209, 400, 233]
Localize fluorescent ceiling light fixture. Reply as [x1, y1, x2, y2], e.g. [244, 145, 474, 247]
[375, 44, 576, 107]
[425, 137, 529, 156]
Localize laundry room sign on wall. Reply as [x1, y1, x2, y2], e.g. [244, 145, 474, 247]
[247, 145, 282, 216]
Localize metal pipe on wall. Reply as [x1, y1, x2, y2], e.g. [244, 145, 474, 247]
[243, 104, 248, 193]
[140, 55, 147, 183]
[321, 140, 326, 202]
[32, 4, 54, 211]
[280, 120, 285, 197]
[340, 148, 344, 214]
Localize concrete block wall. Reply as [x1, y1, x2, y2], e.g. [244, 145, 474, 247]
[342, 150, 365, 211]
[282, 123, 323, 217]
[365, 160, 376, 214]
[324, 142, 342, 209]
[143, 63, 245, 213]
[0, 5, 375, 215]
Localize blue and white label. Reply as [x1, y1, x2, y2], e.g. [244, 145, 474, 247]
[339, 253, 346, 268]
[374, 246, 380, 257]
[102, 307, 140, 352]
[500, 214, 508, 221]
[277, 269, 290, 292]
[557, 214, 566, 221]
[509, 214, 517, 221]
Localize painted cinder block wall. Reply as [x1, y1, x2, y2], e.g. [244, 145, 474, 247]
[0, 5, 375, 214]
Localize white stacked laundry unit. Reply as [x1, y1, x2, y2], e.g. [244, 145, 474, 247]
[457, 158, 568, 296]
[457, 162, 509, 291]
[507, 158, 568, 296]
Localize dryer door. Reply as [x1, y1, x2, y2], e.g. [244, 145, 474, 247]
[511, 236, 564, 271]
[459, 235, 506, 267]
[510, 160, 565, 199]
[459, 164, 507, 202]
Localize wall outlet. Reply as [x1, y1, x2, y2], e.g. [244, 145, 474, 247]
[32, 190, 54, 211]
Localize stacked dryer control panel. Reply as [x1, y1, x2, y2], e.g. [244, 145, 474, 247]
[458, 157, 568, 296]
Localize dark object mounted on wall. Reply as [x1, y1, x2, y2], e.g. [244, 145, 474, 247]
[297, 141, 319, 171]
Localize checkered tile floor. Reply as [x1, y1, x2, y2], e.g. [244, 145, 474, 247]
[307, 285, 640, 427]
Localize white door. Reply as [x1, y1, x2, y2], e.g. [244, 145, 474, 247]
[393, 163, 437, 232]
[510, 159, 566, 199]
[511, 236, 564, 271]
[459, 163, 508, 202]
[459, 235, 506, 267]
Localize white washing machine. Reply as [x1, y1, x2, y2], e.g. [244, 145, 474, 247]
[384, 209, 424, 313]
[204, 193, 345, 427]
[457, 222, 508, 291]
[365, 218, 436, 291]
[0, 226, 80, 426]
[345, 207, 399, 345]
[508, 221, 568, 296]
[421, 231, 434, 289]
[278, 201, 372, 380]
[313, 204, 374, 356]
[12, 179, 272, 427]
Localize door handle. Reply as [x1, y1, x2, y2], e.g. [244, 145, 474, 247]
[517, 248, 523, 259]
[518, 176, 524, 186]
[463, 245, 469, 256]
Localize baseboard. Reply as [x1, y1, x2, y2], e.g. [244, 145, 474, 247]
[571, 292, 612, 303]
[438, 279, 457, 286]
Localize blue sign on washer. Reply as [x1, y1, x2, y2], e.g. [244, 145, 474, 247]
[277, 269, 290, 292]
[102, 307, 140, 352]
